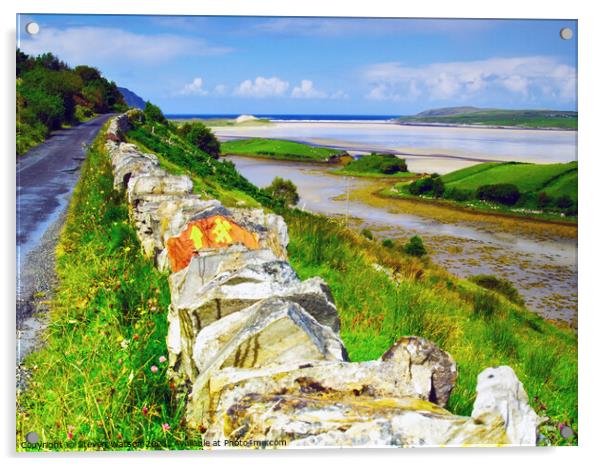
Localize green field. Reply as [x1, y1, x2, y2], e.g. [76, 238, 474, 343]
[399, 109, 577, 130]
[442, 161, 578, 201]
[18, 112, 578, 449]
[221, 138, 345, 162]
[334, 153, 417, 178]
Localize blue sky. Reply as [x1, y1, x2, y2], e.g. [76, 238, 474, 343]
[18, 15, 577, 115]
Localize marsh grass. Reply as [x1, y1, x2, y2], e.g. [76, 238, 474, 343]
[17, 129, 203, 451]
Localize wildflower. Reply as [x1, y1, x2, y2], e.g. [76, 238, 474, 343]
[67, 431, 73, 440]
[159, 356, 167, 363]
[162, 423, 170, 431]
[142, 406, 149, 415]
[150, 365, 158, 373]
[133, 334, 139, 341]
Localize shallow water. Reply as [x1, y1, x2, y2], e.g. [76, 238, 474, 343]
[215, 122, 577, 165]
[229, 155, 578, 324]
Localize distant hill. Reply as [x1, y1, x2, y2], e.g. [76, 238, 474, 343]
[399, 106, 577, 130]
[118, 87, 146, 109]
[415, 106, 495, 118]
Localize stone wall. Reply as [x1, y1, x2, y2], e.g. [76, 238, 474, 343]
[104, 113, 541, 448]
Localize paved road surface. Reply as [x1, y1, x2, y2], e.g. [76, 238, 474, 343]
[17, 114, 113, 364]
[17, 114, 113, 257]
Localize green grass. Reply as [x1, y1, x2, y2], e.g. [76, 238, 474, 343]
[400, 109, 578, 130]
[441, 161, 578, 200]
[282, 210, 577, 444]
[17, 126, 204, 451]
[221, 138, 344, 162]
[334, 153, 416, 178]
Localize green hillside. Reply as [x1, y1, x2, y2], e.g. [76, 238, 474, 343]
[399, 107, 577, 130]
[16, 50, 126, 155]
[221, 138, 345, 162]
[442, 161, 578, 200]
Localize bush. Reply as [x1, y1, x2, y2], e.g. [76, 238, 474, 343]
[74, 104, 94, 122]
[176, 122, 220, 159]
[408, 174, 444, 198]
[469, 274, 524, 305]
[403, 235, 427, 257]
[556, 194, 574, 210]
[265, 177, 300, 206]
[476, 183, 520, 205]
[445, 187, 471, 202]
[144, 101, 167, 125]
[537, 191, 552, 209]
[382, 239, 394, 249]
[360, 228, 374, 240]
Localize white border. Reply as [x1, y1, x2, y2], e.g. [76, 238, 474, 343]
[2, 1, 600, 465]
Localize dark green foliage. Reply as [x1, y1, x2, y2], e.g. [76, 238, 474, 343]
[127, 121, 276, 208]
[176, 122, 220, 159]
[408, 174, 444, 198]
[382, 239, 394, 249]
[469, 274, 524, 305]
[476, 183, 520, 205]
[445, 187, 472, 201]
[343, 152, 408, 175]
[16, 50, 125, 155]
[556, 194, 574, 210]
[143, 101, 167, 125]
[537, 191, 552, 209]
[265, 177, 300, 206]
[360, 228, 374, 240]
[403, 235, 427, 257]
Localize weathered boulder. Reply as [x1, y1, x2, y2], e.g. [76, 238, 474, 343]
[205, 392, 509, 448]
[161, 208, 289, 273]
[126, 174, 193, 203]
[186, 298, 348, 427]
[106, 113, 129, 142]
[191, 336, 454, 431]
[471, 366, 542, 446]
[130, 195, 218, 258]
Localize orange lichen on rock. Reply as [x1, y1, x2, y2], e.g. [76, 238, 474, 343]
[167, 215, 260, 272]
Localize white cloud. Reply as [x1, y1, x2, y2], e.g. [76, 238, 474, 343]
[330, 90, 350, 100]
[214, 84, 227, 95]
[363, 56, 577, 103]
[234, 76, 289, 98]
[291, 80, 327, 99]
[19, 26, 231, 67]
[177, 77, 208, 96]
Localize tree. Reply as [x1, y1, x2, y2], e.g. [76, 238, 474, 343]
[144, 101, 167, 125]
[404, 235, 427, 257]
[177, 122, 220, 159]
[265, 177, 300, 206]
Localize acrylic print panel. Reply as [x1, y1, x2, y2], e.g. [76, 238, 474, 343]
[16, 14, 577, 451]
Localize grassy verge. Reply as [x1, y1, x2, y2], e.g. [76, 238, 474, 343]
[221, 138, 346, 163]
[17, 126, 204, 451]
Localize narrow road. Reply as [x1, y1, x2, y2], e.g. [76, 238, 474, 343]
[17, 114, 113, 365]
